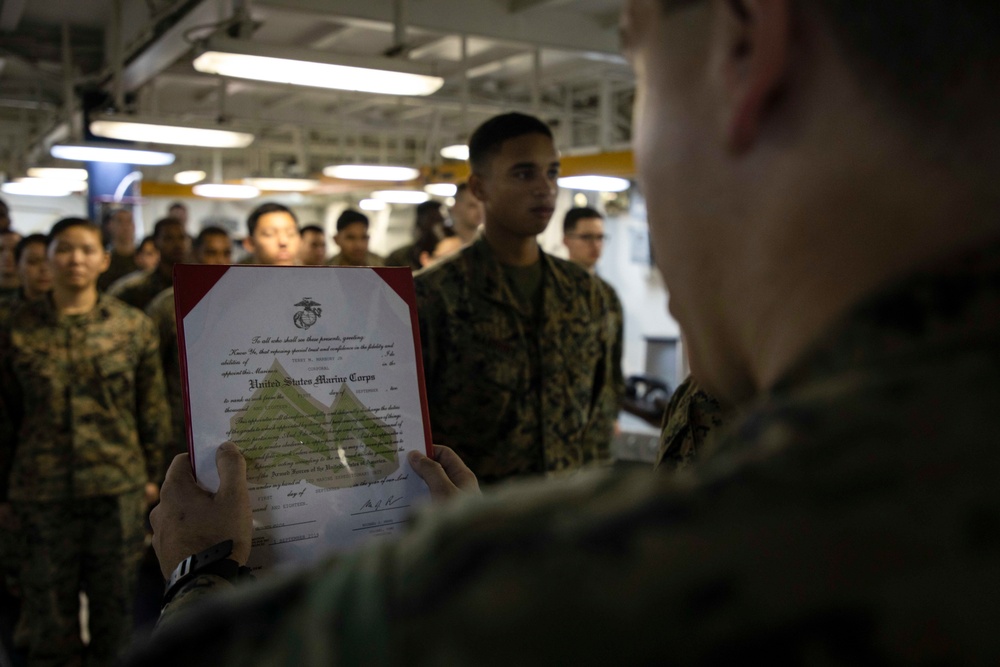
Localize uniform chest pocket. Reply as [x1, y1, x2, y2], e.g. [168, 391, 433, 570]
[95, 355, 135, 398]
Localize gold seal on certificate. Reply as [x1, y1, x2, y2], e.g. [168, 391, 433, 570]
[174, 264, 432, 573]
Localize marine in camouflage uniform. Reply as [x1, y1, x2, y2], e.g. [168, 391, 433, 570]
[108, 216, 189, 312]
[326, 251, 385, 267]
[125, 236, 1000, 666]
[146, 287, 186, 472]
[107, 268, 168, 310]
[0, 293, 169, 666]
[415, 237, 616, 483]
[654, 375, 732, 473]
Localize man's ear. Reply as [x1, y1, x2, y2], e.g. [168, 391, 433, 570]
[468, 172, 488, 204]
[242, 236, 254, 254]
[718, 0, 792, 154]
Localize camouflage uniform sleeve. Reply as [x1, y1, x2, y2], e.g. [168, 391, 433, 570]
[414, 275, 440, 401]
[0, 323, 21, 502]
[654, 375, 732, 473]
[135, 314, 170, 483]
[584, 276, 616, 463]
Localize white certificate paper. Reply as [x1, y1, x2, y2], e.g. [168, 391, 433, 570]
[174, 265, 432, 573]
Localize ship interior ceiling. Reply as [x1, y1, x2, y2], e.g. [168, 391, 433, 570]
[0, 0, 634, 185]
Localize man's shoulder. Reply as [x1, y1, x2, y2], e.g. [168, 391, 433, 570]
[146, 287, 175, 318]
[99, 294, 157, 330]
[107, 268, 150, 293]
[414, 245, 474, 289]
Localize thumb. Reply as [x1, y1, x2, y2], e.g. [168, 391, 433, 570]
[408, 450, 455, 500]
[215, 441, 248, 499]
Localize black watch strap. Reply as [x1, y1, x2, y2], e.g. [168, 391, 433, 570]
[162, 539, 241, 608]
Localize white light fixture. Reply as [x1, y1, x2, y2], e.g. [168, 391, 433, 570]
[193, 37, 444, 97]
[51, 143, 175, 166]
[243, 177, 320, 192]
[557, 175, 631, 192]
[90, 117, 255, 148]
[371, 190, 430, 205]
[359, 198, 387, 211]
[424, 183, 457, 197]
[323, 164, 420, 182]
[2, 181, 76, 197]
[174, 170, 207, 185]
[193, 183, 260, 199]
[440, 144, 469, 161]
[15, 177, 87, 193]
[26, 167, 87, 180]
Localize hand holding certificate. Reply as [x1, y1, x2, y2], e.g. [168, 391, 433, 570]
[173, 264, 434, 573]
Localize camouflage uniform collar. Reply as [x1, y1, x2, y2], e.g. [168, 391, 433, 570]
[38, 291, 116, 325]
[471, 236, 580, 307]
[773, 239, 1000, 394]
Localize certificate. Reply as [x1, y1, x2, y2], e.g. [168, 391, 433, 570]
[174, 264, 432, 573]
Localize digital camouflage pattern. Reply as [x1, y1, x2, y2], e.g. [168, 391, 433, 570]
[596, 276, 625, 427]
[125, 239, 1000, 665]
[326, 251, 385, 267]
[17, 489, 145, 667]
[108, 268, 172, 311]
[414, 237, 616, 483]
[146, 286, 187, 470]
[0, 293, 170, 501]
[654, 375, 733, 473]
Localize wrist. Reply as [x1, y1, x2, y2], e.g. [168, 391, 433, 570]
[162, 539, 254, 608]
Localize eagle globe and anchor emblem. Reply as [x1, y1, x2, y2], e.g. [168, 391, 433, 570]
[293, 297, 322, 330]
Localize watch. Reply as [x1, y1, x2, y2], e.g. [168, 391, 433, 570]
[162, 539, 251, 607]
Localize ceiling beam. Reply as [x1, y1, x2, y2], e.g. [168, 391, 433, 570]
[253, 0, 618, 55]
[121, 0, 231, 92]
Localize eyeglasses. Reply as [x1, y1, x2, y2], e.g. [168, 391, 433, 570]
[567, 233, 608, 243]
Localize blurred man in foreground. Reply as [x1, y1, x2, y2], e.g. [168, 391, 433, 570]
[128, 1, 1000, 663]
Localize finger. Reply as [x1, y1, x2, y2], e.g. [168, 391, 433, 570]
[408, 450, 456, 499]
[432, 445, 479, 490]
[162, 453, 194, 485]
[214, 441, 248, 501]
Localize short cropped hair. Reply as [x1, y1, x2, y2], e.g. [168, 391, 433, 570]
[14, 233, 47, 263]
[48, 217, 101, 246]
[247, 202, 298, 236]
[563, 207, 604, 234]
[336, 210, 369, 232]
[809, 2, 1000, 128]
[193, 226, 230, 250]
[415, 201, 443, 220]
[152, 217, 184, 239]
[300, 224, 325, 236]
[468, 113, 554, 174]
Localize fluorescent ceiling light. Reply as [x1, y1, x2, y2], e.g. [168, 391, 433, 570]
[557, 175, 631, 192]
[323, 164, 420, 182]
[193, 37, 444, 97]
[51, 143, 175, 166]
[193, 183, 260, 199]
[174, 170, 207, 185]
[15, 177, 87, 192]
[27, 167, 87, 180]
[90, 118, 254, 149]
[359, 198, 387, 211]
[371, 190, 429, 205]
[440, 144, 469, 161]
[243, 177, 320, 192]
[2, 181, 75, 197]
[424, 183, 457, 197]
